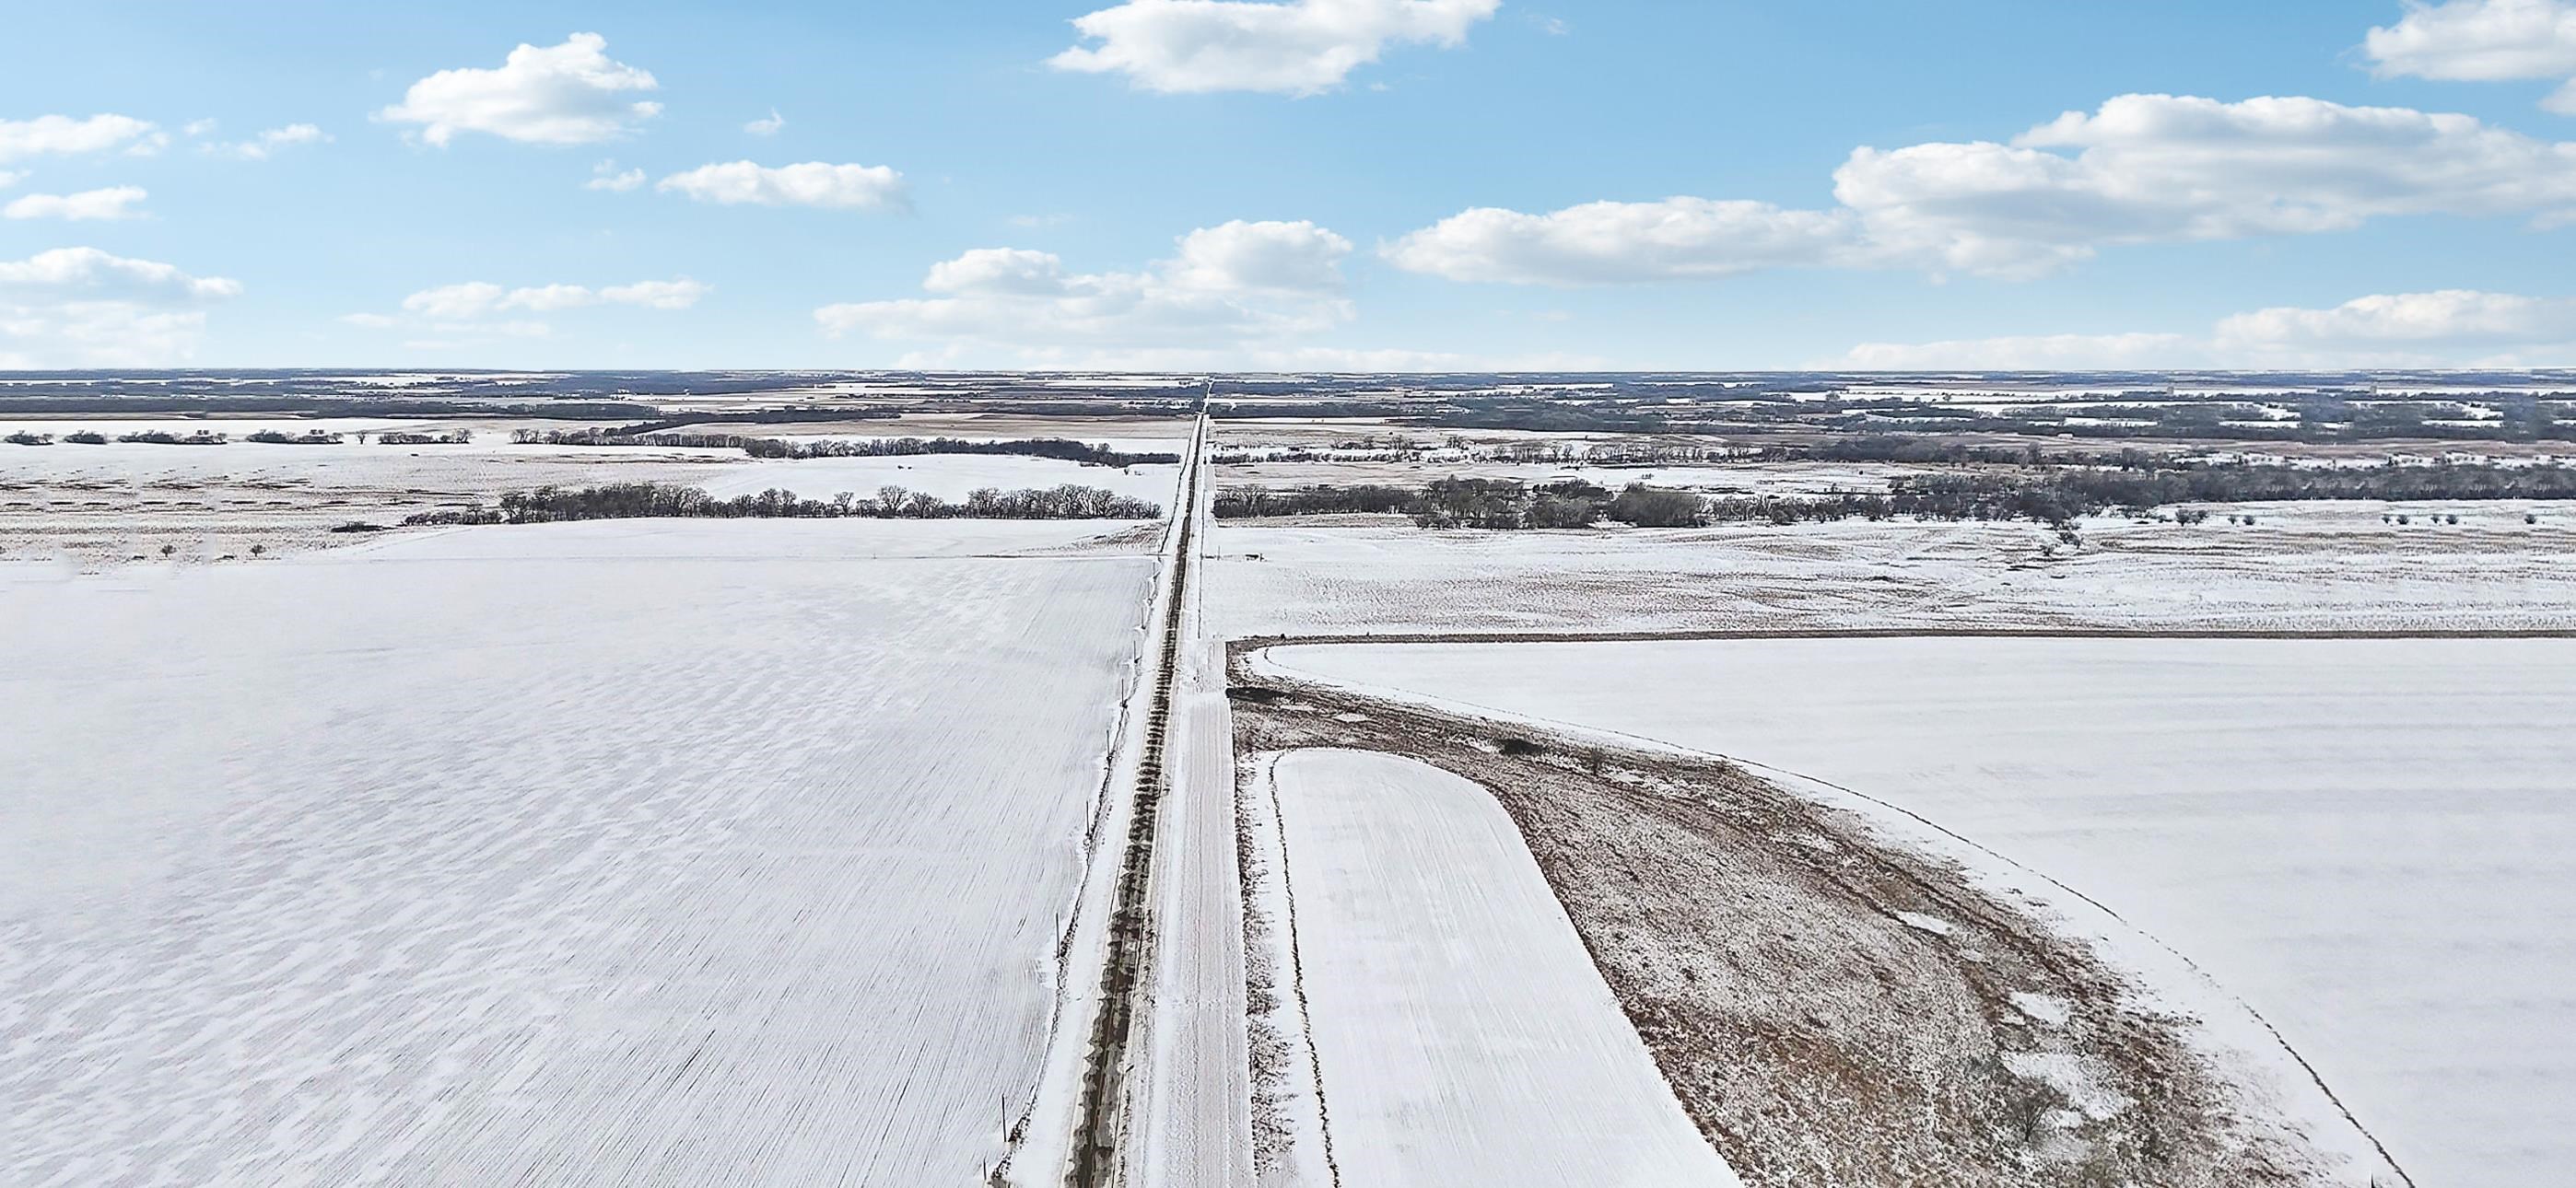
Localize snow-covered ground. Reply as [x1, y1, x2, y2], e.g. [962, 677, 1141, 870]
[695, 453, 1177, 505]
[0, 519, 1156, 1184]
[1257, 748, 1740, 1187]
[1217, 459, 1926, 496]
[1262, 636, 2576, 1188]
[0, 424, 1177, 564]
[1212, 513, 2576, 636]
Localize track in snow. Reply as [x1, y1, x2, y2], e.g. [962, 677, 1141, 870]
[1064, 409, 1227, 1187]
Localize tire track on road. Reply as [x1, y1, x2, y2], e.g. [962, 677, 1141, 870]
[1067, 408, 1209, 1187]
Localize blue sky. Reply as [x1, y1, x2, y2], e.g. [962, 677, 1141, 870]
[3, 0, 2574, 370]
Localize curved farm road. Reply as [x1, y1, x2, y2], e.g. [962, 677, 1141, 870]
[1229, 637, 2419, 1188]
[1023, 415, 2448, 1187]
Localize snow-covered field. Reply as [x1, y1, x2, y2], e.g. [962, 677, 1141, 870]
[1263, 636, 2576, 1188]
[1255, 749, 1740, 1187]
[696, 453, 1177, 505]
[0, 519, 1155, 1184]
[1218, 459, 1926, 496]
[0, 424, 1177, 565]
[1212, 514, 2576, 636]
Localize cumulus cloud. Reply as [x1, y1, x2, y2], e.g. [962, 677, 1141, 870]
[1834, 289, 2576, 368]
[379, 33, 661, 146]
[585, 160, 646, 191]
[2215, 289, 2576, 357]
[0, 247, 240, 366]
[0, 247, 240, 301]
[388, 277, 709, 320]
[1836, 332, 2206, 370]
[1384, 198, 1861, 284]
[2364, 0, 2576, 113]
[816, 219, 1364, 365]
[352, 276, 708, 345]
[1050, 0, 1499, 95]
[597, 278, 712, 309]
[2, 186, 147, 221]
[206, 123, 330, 160]
[1388, 93, 2576, 283]
[745, 109, 786, 136]
[0, 114, 164, 163]
[1846, 93, 2576, 275]
[656, 160, 908, 210]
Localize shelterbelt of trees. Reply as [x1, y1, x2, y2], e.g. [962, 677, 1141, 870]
[404, 481, 1162, 526]
[1215, 460, 2576, 530]
[509, 429, 1177, 468]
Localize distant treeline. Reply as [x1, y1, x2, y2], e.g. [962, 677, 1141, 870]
[509, 428, 1174, 467]
[1208, 386, 2576, 445]
[0, 396, 659, 420]
[1218, 461, 2576, 530]
[117, 430, 228, 445]
[6, 427, 474, 446]
[611, 408, 899, 434]
[403, 481, 1161, 526]
[1219, 478, 1701, 529]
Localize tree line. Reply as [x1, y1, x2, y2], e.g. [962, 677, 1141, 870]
[508, 428, 1173, 467]
[1215, 461, 2576, 530]
[1218, 478, 1706, 529]
[6, 428, 474, 446]
[403, 481, 1161, 526]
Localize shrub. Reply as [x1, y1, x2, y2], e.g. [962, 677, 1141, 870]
[1609, 483, 1708, 528]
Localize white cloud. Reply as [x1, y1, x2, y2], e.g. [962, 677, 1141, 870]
[1384, 197, 1861, 284]
[745, 109, 786, 136]
[0, 172, 18, 190]
[1389, 93, 2576, 283]
[2, 185, 148, 221]
[656, 160, 908, 210]
[400, 281, 508, 320]
[0, 247, 240, 300]
[378, 33, 662, 146]
[497, 283, 595, 312]
[2215, 289, 2576, 356]
[2364, 0, 2576, 113]
[365, 276, 708, 335]
[1833, 289, 2576, 369]
[1845, 93, 2576, 275]
[1837, 332, 2205, 370]
[1049, 0, 1499, 95]
[1165, 218, 1357, 291]
[182, 118, 218, 137]
[816, 219, 1360, 365]
[598, 278, 711, 309]
[0, 247, 240, 366]
[206, 123, 330, 160]
[585, 160, 646, 191]
[0, 114, 164, 163]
